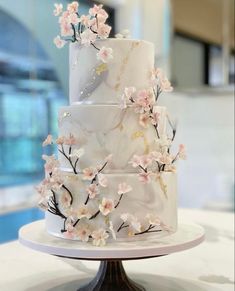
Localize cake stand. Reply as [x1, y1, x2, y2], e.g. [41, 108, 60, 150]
[19, 220, 204, 291]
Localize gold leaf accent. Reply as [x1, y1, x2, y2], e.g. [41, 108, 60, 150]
[132, 131, 144, 139]
[132, 131, 150, 154]
[96, 63, 108, 75]
[105, 216, 110, 225]
[157, 175, 168, 199]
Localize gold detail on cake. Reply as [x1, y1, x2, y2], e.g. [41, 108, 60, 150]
[157, 175, 168, 199]
[96, 63, 108, 75]
[113, 41, 140, 92]
[105, 216, 110, 225]
[132, 131, 150, 154]
[119, 123, 124, 131]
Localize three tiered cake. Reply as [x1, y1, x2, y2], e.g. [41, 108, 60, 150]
[36, 2, 186, 246]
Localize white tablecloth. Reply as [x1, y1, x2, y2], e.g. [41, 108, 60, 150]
[0, 208, 234, 291]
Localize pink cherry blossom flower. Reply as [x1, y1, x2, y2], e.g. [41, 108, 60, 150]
[38, 198, 48, 211]
[67, 1, 79, 14]
[53, 3, 63, 16]
[56, 136, 65, 145]
[60, 21, 73, 37]
[89, 4, 103, 16]
[80, 14, 91, 27]
[76, 224, 91, 242]
[96, 47, 113, 63]
[121, 213, 141, 232]
[138, 172, 152, 184]
[139, 154, 152, 169]
[158, 153, 173, 165]
[53, 35, 66, 48]
[149, 151, 161, 162]
[146, 214, 161, 226]
[50, 168, 64, 190]
[118, 182, 132, 195]
[178, 144, 187, 160]
[109, 221, 116, 240]
[64, 134, 78, 145]
[120, 86, 136, 108]
[160, 77, 173, 92]
[64, 223, 76, 239]
[129, 155, 141, 168]
[135, 89, 155, 113]
[99, 198, 114, 216]
[139, 113, 150, 128]
[69, 12, 80, 25]
[97, 23, 111, 39]
[42, 134, 53, 146]
[80, 29, 97, 46]
[92, 228, 109, 246]
[86, 184, 100, 199]
[97, 173, 108, 187]
[59, 191, 71, 208]
[42, 154, 60, 173]
[77, 205, 91, 219]
[165, 164, 177, 172]
[82, 167, 97, 181]
[59, 11, 70, 24]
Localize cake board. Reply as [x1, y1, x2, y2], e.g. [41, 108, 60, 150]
[19, 220, 205, 291]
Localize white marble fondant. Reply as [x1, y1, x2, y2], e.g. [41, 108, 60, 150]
[58, 104, 166, 173]
[45, 172, 177, 241]
[70, 39, 154, 104]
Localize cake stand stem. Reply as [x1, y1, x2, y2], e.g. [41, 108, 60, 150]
[78, 260, 145, 291]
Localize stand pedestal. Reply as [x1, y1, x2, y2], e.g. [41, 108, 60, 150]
[78, 260, 145, 291]
[19, 220, 204, 291]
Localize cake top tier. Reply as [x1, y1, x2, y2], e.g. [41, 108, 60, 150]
[69, 38, 155, 104]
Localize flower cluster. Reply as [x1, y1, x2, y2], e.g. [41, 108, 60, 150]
[53, 1, 113, 63]
[37, 133, 135, 246]
[117, 213, 171, 237]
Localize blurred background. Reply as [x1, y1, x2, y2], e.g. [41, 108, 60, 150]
[0, 0, 234, 243]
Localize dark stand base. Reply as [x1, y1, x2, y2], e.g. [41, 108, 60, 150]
[78, 260, 145, 291]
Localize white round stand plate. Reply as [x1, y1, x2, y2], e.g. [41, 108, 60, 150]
[19, 220, 204, 260]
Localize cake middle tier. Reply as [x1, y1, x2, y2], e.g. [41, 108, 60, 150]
[58, 104, 166, 173]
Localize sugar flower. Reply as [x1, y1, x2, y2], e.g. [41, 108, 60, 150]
[120, 213, 141, 232]
[69, 148, 85, 158]
[96, 47, 113, 63]
[64, 134, 78, 145]
[56, 136, 66, 145]
[69, 12, 80, 25]
[118, 182, 132, 195]
[76, 224, 91, 242]
[92, 228, 109, 247]
[38, 198, 49, 211]
[146, 213, 161, 226]
[67, 1, 79, 14]
[77, 205, 91, 219]
[60, 21, 73, 37]
[42, 154, 60, 173]
[158, 153, 173, 165]
[99, 198, 114, 216]
[86, 184, 100, 199]
[42, 134, 53, 146]
[97, 24, 111, 39]
[135, 89, 155, 113]
[97, 173, 108, 187]
[82, 167, 97, 181]
[115, 29, 130, 39]
[80, 29, 97, 46]
[53, 35, 66, 48]
[64, 222, 76, 239]
[53, 3, 63, 16]
[80, 15, 91, 27]
[59, 191, 72, 208]
[160, 77, 173, 93]
[129, 155, 141, 168]
[138, 171, 152, 184]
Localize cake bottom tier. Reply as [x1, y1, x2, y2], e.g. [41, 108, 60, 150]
[45, 171, 177, 244]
